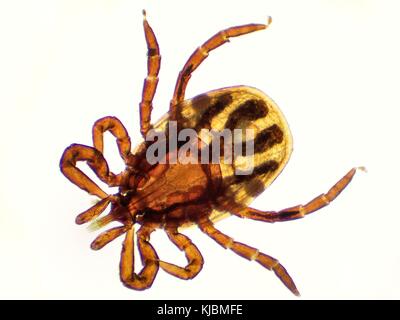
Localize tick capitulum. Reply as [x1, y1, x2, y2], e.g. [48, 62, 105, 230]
[60, 11, 363, 296]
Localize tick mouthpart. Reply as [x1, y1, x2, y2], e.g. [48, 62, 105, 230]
[87, 201, 133, 231]
[88, 213, 115, 231]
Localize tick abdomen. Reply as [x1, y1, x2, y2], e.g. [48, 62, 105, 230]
[153, 86, 293, 211]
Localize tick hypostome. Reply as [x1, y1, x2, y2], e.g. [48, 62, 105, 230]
[60, 11, 363, 296]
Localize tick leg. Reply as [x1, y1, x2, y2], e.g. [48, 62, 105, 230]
[170, 18, 271, 120]
[159, 228, 204, 280]
[92, 116, 132, 163]
[231, 167, 365, 223]
[139, 10, 161, 138]
[91, 225, 129, 250]
[120, 225, 159, 290]
[60, 144, 121, 199]
[199, 218, 299, 296]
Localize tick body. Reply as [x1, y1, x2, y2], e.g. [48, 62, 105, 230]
[60, 11, 362, 296]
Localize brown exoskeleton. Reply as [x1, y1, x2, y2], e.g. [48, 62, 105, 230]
[60, 11, 363, 295]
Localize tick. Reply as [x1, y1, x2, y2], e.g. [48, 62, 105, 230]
[60, 11, 363, 296]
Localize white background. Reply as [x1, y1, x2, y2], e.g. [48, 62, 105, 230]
[0, 0, 399, 299]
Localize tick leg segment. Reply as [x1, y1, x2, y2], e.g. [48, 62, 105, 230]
[120, 225, 159, 290]
[92, 116, 132, 163]
[139, 10, 161, 138]
[199, 218, 299, 296]
[91, 225, 128, 250]
[159, 228, 204, 280]
[170, 18, 271, 120]
[60, 144, 120, 199]
[231, 167, 364, 223]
